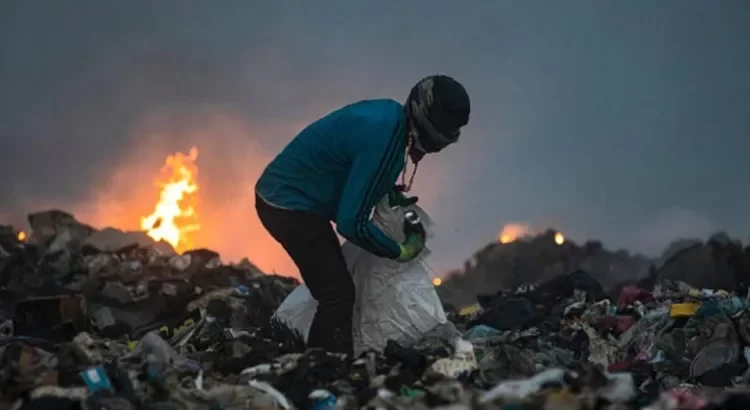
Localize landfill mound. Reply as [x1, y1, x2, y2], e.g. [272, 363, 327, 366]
[436, 229, 750, 308]
[3, 211, 750, 409]
[436, 229, 655, 308]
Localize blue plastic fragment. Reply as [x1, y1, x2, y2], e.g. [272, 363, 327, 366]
[312, 392, 336, 410]
[464, 324, 501, 340]
[80, 366, 114, 393]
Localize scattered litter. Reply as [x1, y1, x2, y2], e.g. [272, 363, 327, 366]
[3, 210, 750, 409]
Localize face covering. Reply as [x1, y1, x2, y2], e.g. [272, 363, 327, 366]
[405, 76, 467, 162]
[407, 118, 461, 164]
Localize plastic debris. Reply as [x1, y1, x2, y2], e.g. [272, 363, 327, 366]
[3, 210, 750, 409]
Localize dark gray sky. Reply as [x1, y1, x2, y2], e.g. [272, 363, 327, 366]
[1, 1, 749, 273]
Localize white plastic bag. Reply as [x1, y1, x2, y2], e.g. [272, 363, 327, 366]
[272, 196, 447, 355]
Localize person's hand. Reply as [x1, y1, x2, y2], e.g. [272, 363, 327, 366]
[398, 212, 426, 262]
[397, 233, 425, 262]
[388, 185, 418, 208]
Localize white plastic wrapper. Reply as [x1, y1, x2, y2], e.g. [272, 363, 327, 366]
[429, 338, 478, 378]
[273, 196, 447, 355]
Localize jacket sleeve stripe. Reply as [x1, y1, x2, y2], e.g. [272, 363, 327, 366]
[353, 117, 405, 254]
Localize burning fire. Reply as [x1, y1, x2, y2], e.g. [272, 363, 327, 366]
[140, 147, 201, 252]
[17, 231, 26, 241]
[498, 223, 532, 244]
[432, 277, 442, 287]
[554, 232, 565, 245]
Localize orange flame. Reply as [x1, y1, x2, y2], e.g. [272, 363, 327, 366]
[140, 147, 200, 252]
[554, 232, 565, 245]
[17, 231, 26, 241]
[498, 223, 532, 244]
[432, 277, 442, 286]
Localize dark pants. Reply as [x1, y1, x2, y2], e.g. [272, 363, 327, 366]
[255, 194, 355, 356]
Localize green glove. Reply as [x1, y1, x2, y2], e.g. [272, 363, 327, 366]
[397, 232, 425, 262]
[388, 186, 419, 208]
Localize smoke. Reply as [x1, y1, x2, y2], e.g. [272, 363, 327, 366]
[633, 207, 718, 256]
[3, 1, 749, 283]
[0, 25, 440, 279]
[56, 110, 303, 278]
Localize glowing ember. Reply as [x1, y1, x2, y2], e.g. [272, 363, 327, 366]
[140, 147, 200, 252]
[498, 223, 532, 244]
[17, 231, 26, 241]
[432, 277, 442, 287]
[555, 232, 565, 245]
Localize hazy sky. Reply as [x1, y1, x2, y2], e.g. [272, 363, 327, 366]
[1, 1, 749, 275]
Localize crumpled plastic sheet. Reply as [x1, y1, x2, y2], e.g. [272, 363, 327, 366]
[617, 306, 673, 359]
[580, 322, 619, 368]
[428, 338, 478, 378]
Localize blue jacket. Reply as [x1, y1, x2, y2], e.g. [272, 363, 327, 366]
[255, 99, 407, 259]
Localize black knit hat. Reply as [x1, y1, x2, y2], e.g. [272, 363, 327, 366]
[405, 75, 470, 153]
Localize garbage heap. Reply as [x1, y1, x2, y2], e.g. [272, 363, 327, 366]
[437, 229, 655, 308]
[2, 211, 750, 409]
[437, 229, 750, 309]
[449, 266, 750, 410]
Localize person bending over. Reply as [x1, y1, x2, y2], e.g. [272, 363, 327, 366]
[255, 75, 471, 355]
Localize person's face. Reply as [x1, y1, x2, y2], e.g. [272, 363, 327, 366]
[408, 122, 463, 163]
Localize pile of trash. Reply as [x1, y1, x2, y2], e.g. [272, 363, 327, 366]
[3, 210, 750, 409]
[445, 270, 750, 409]
[437, 229, 654, 308]
[437, 229, 750, 309]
